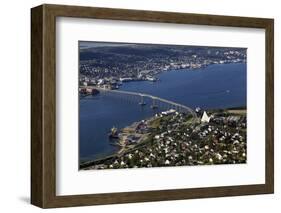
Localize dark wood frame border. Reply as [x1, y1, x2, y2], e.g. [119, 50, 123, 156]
[31, 4, 274, 208]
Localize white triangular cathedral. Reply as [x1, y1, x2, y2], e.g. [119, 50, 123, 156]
[201, 111, 210, 123]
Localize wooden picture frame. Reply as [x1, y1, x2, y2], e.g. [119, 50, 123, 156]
[31, 4, 274, 208]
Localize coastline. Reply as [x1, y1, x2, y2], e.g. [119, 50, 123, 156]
[80, 107, 246, 170]
[80, 116, 158, 169]
[80, 62, 246, 90]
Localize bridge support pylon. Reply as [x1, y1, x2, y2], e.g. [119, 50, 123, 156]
[139, 95, 146, 106]
[151, 98, 158, 109]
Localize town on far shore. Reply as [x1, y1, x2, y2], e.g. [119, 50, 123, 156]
[79, 43, 246, 91]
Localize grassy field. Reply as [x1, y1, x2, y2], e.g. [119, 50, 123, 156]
[227, 109, 246, 115]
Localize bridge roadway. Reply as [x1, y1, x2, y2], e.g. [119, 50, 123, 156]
[84, 86, 197, 118]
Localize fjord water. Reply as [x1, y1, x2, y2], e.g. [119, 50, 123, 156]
[79, 63, 246, 162]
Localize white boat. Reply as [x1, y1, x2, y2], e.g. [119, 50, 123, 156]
[146, 76, 156, 82]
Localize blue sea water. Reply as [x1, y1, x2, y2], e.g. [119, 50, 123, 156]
[79, 63, 246, 161]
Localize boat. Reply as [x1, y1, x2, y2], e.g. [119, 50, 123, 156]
[139, 102, 146, 106]
[91, 88, 100, 96]
[146, 76, 156, 82]
[108, 127, 119, 139]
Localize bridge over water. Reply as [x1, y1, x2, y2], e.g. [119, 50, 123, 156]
[83, 86, 197, 118]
